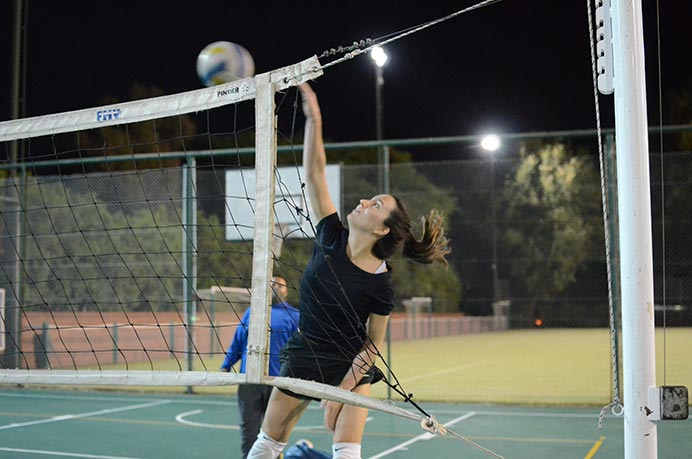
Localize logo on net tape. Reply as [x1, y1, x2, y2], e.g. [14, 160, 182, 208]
[216, 87, 240, 97]
[215, 83, 251, 98]
[96, 108, 122, 122]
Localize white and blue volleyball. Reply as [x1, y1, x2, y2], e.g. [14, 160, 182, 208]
[196, 41, 255, 87]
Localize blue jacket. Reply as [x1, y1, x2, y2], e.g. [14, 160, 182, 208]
[220, 302, 299, 376]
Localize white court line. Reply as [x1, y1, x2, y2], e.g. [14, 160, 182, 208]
[0, 391, 326, 409]
[0, 391, 611, 418]
[388, 407, 614, 419]
[175, 410, 239, 430]
[367, 412, 476, 459]
[475, 410, 612, 419]
[0, 400, 171, 431]
[0, 446, 148, 459]
[403, 361, 488, 382]
[0, 391, 237, 407]
[174, 409, 370, 431]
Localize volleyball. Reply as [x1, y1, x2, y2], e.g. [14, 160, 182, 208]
[196, 41, 255, 87]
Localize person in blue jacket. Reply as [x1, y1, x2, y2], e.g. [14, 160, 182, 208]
[221, 276, 300, 459]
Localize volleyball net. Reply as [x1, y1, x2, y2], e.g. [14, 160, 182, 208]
[0, 57, 319, 383]
[0, 55, 457, 432]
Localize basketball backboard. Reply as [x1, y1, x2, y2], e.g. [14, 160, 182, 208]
[224, 164, 341, 241]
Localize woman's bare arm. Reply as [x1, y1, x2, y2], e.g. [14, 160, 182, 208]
[299, 84, 337, 222]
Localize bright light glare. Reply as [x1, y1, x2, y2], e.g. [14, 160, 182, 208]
[481, 134, 501, 152]
[370, 46, 388, 67]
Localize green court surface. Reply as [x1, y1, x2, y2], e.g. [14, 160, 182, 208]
[0, 389, 689, 459]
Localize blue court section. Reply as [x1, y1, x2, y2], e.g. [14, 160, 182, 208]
[0, 389, 689, 458]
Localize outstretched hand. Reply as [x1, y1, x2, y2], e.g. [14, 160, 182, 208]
[298, 83, 322, 123]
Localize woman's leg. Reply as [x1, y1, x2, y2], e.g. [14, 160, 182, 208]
[262, 387, 311, 441]
[331, 383, 371, 459]
[247, 387, 311, 459]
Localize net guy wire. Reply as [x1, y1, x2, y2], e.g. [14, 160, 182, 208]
[654, 0, 668, 386]
[317, 0, 505, 72]
[586, 0, 624, 429]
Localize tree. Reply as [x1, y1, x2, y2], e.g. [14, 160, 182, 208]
[342, 157, 462, 312]
[665, 79, 692, 150]
[391, 260, 461, 312]
[500, 142, 602, 325]
[22, 174, 183, 312]
[196, 212, 255, 290]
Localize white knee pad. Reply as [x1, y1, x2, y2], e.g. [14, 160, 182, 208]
[332, 442, 362, 459]
[246, 430, 287, 459]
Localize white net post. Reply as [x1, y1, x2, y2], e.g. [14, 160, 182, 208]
[611, 1, 658, 457]
[244, 60, 326, 385]
[245, 72, 276, 384]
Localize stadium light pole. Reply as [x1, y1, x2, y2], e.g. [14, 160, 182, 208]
[371, 46, 393, 400]
[370, 46, 389, 194]
[481, 134, 501, 304]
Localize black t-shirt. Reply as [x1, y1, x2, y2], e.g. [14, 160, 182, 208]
[297, 212, 394, 358]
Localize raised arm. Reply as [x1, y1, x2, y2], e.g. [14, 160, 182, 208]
[299, 84, 336, 222]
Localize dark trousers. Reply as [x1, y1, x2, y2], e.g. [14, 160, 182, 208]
[238, 383, 273, 459]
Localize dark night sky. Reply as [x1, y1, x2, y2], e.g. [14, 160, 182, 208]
[1, 0, 691, 144]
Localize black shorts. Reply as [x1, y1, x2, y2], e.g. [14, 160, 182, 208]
[277, 334, 384, 401]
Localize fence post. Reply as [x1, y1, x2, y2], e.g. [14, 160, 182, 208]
[169, 322, 175, 358]
[209, 288, 216, 356]
[112, 323, 118, 364]
[33, 322, 51, 369]
[182, 157, 197, 393]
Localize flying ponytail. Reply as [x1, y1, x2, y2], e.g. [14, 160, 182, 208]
[402, 209, 451, 265]
[371, 196, 451, 265]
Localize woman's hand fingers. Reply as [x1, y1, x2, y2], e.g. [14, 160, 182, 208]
[298, 83, 320, 120]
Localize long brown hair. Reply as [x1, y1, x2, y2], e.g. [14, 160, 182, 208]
[372, 196, 451, 265]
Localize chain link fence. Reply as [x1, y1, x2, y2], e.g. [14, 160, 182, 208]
[2, 140, 692, 369]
